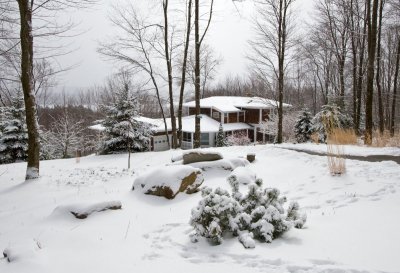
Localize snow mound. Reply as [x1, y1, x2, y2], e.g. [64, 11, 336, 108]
[228, 166, 257, 185]
[50, 201, 122, 219]
[133, 165, 204, 199]
[3, 240, 41, 263]
[190, 158, 249, 171]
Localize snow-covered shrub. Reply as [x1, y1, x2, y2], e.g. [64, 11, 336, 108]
[311, 105, 352, 143]
[294, 109, 313, 143]
[0, 93, 28, 164]
[190, 187, 241, 244]
[216, 123, 227, 147]
[190, 177, 306, 248]
[226, 131, 251, 146]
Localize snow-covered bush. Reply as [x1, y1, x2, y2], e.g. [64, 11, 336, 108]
[0, 93, 28, 164]
[100, 86, 153, 154]
[260, 111, 298, 143]
[226, 131, 251, 146]
[311, 104, 352, 143]
[294, 109, 313, 143]
[190, 177, 306, 248]
[216, 123, 227, 147]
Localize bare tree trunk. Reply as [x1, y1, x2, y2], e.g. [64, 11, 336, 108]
[194, 0, 201, 148]
[364, 0, 380, 145]
[162, 0, 177, 149]
[390, 37, 400, 136]
[376, 0, 385, 134]
[193, 0, 214, 148]
[17, 0, 40, 180]
[178, 0, 192, 147]
[356, 11, 367, 134]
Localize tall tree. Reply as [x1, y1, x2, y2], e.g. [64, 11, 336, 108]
[177, 0, 193, 147]
[364, 0, 380, 144]
[162, 0, 178, 149]
[249, 0, 296, 143]
[193, 0, 214, 148]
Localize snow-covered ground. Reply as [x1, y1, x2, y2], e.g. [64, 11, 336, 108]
[1, 144, 399, 273]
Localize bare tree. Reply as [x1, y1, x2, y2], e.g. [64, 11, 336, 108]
[193, 0, 214, 148]
[364, 0, 380, 144]
[177, 0, 193, 147]
[249, 0, 297, 144]
[98, 4, 171, 147]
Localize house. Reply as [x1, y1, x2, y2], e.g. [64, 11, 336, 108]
[180, 96, 291, 149]
[89, 96, 291, 152]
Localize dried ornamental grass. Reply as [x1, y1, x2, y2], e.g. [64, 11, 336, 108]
[327, 143, 346, 176]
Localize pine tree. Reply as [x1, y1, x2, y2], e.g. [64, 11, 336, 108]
[100, 86, 152, 155]
[311, 104, 353, 143]
[0, 93, 28, 164]
[216, 123, 226, 147]
[294, 109, 313, 143]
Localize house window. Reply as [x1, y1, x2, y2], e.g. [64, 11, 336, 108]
[183, 132, 192, 142]
[200, 133, 209, 145]
[212, 111, 220, 119]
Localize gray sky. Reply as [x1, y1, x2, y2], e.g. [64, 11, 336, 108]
[56, 0, 315, 91]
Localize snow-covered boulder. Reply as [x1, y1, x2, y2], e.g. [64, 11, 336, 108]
[3, 240, 41, 263]
[133, 165, 204, 199]
[183, 150, 223, 164]
[51, 201, 122, 219]
[228, 166, 257, 185]
[190, 158, 249, 171]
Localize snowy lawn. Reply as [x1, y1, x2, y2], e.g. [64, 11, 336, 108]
[0, 144, 399, 273]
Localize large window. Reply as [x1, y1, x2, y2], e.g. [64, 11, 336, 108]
[183, 132, 192, 142]
[200, 133, 209, 145]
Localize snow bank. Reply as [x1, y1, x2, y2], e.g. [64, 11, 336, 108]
[228, 166, 257, 185]
[278, 143, 400, 156]
[3, 240, 41, 263]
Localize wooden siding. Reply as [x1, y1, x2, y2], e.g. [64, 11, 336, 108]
[188, 107, 210, 116]
[228, 112, 238, 123]
[243, 108, 260, 124]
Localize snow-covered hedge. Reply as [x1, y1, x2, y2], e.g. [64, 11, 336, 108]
[190, 178, 306, 248]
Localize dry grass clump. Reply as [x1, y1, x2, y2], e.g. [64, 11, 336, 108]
[326, 129, 347, 176]
[327, 128, 357, 145]
[372, 130, 400, 147]
[327, 143, 346, 176]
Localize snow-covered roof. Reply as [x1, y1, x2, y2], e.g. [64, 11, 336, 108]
[88, 115, 252, 134]
[182, 96, 291, 113]
[181, 115, 252, 133]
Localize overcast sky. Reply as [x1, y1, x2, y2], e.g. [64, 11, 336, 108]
[55, 0, 315, 91]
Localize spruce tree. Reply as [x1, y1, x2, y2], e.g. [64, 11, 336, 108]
[101, 87, 152, 155]
[216, 123, 226, 147]
[0, 93, 28, 164]
[294, 109, 313, 143]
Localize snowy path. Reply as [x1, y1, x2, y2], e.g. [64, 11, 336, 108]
[0, 145, 399, 273]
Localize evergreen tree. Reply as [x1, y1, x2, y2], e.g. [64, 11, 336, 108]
[0, 93, 28, 164]
[216, 123, 226, 147]
[294, 109, 313, 143]
[100, 87, 152, 155]
[311, 104, 353, 143]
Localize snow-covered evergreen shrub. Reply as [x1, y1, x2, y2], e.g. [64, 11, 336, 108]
[226, 131, 251, 146]
[190, 187, 241, 244]
[294, 109, 313, 143]
[311, 105, 352, 143]
[190, 177, 306, 248]
[216, 123, 227, 147]
[100, 87, 152, 154]
[0, 94, 28, 164]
